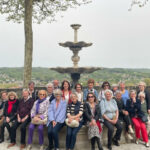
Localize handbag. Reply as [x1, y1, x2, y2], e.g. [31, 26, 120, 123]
[141, 115, 148, 123]
[65, 118, 79, 128]
[31, 117, 47, 125]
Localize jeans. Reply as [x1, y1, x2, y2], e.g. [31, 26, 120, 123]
[66, 121, 83, 149]
[104, 119, 122, 147]
[11, 117, 30, 144]
[47, 122, 64, 149]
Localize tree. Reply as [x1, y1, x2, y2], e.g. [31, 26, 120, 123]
[0, 0, 91, 87]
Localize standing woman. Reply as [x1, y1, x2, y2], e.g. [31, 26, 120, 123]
[61, 80, 72, 104]
[126, 90, 149, 147]
[84, 92, 103, 150]
[100, 90, 122, 150]
[74, 83, 83, 102]
[66, 93, 84, 150]
[27, 90, 49, 150]
[46, 89, 67, 150]
[0, 91, 19, 144]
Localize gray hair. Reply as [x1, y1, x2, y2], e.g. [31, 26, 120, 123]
[104, 89, 113, 96]
[53, 89, 62, 97]
[112, 84, 118, 88]
[138, 92, 145, 98]
[129, 90, 136, 96]
[70, 92, 78, 99]
[138, 81, 146, 87]
[46, 82, 54, 88]
[115, 90, 122, 95]
[22, 88, 29, 93]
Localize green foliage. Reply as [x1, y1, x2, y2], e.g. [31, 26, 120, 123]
[0, 0, 91, 23]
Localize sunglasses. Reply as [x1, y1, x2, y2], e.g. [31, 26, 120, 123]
[39, 94, 45, 96]
[88, 96, 94, 98]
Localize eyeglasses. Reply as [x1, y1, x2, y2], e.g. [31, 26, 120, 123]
[104, 84, 109, 87]
[39, 94, 45, 96]
[88, 96, 94, 98]
[76, 86, 81, 88]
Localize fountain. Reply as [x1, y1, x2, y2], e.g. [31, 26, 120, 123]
[50, 24, 101, 86]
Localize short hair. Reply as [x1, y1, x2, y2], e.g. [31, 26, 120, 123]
[22, 88, 29, 93]
[129, 90, 136, 96]
[115, 90, 122, 97]
[70, 92, 78, 99]
[28, 81, 35, 86]
[138, 92, 145, 98]
[38, 90, 48, 98]
[54, 89, 63, 97]
[8, 91, 18, 99]
[118, 81, 125, 86]
[46, 82, 54, 89]
[101, 81, 111, 89]
[87, 79, 95, 84]
[1, 91, 7, 97]
[61, 80, 71, 91]
[86, 92, 98, 103]
[75, 83, 83, 90]
[104, 89, 113, 96]
[138, 81, 146, 87]
[112, 84, 118, 88]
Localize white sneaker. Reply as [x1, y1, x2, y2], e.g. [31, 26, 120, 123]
[128, 127, 134, 134]
[136, 139, 139, 144]
[126, 133, 133, 140]
[26, 145, 32, 150]
[40, 145, 44, 150]
[145, 142, 149, 147]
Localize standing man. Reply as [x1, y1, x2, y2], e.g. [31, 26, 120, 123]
[46, 83, 55, 103]
[28, 81, 38, 101]
[53, 80, 60, 90]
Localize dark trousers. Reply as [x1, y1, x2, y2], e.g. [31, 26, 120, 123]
[104, 119, 122, 147]
[122, 115, 132, 132]
[0, 120, 12, 140]
[48, 122, 64, 149]
[66, 121, 83, 149]
[11, 117, 30, 144]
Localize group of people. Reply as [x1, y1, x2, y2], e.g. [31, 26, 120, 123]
[0, 79, 150, 150]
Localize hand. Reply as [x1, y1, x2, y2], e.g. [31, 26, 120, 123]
[18, 117, 21, 123]
[21, 116, 28, 123]
[92, 119, 97, 126]
[6, 117, 10, 123]
[148, 109, 150, 114]
[123, 110, 129, 116]
[52, 121, 57, 127]
[109, 119, 117, 125]
[68, 118, 73, 124]
[132, 98, 136, 103]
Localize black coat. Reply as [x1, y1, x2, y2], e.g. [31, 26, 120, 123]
[83, 102, 101, 123]
[126, 98, 144, 119]
[4, 100, 19, 122]
[137, 89, 150, 110]
[48, 93, 55, 103]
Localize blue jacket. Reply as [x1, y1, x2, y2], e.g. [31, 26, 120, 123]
[47, 99, 67, 126]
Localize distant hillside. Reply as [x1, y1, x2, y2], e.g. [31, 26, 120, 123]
[0, 67, 150, 87]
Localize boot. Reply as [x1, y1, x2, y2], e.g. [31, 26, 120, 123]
[91, 137, 96, 150]
[95, 137, 103, 150]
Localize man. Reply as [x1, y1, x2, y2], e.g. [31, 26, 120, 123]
[28, 81, 38, 101]
[53, 80, 60, 90]
[7, 89, 34, 149]
[46, 83, 55, 103]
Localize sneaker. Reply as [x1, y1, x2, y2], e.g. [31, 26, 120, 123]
[7, 143, 16, 148]
[145, 142, 149, 147]
[113, 138, 120, 146]
[40, 145, 44, 150]
[136, 139, 139, 144]
[126, 133, 133, 140]
[128, 127, 134, 134]
[26, 145, 32, 150]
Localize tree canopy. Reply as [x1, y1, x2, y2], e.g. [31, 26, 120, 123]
[0, 0, 91, 23]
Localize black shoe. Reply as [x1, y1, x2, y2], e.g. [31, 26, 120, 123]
[45, 147, 52, 150]
[113, 139, 120, 146]
[0, 139, 4, 143]
[107, 145, 112, 150]
[95, 137, 103, 150]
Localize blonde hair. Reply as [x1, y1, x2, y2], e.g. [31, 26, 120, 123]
[8, 91, 18, 99]
[138, 81, 146, 87]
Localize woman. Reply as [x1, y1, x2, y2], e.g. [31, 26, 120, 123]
[115, 91, 134, 140]
[61, 80, 72, 104]
[66, 92, 84, 150]
[74, 83, 83, 102]
[138, 92, 150, 141]
[26, 90, 49, 150]
[98, 81, 111, 102]
[126, 90, 149, 147]
[137, 81, 150, 114]
[119, 82, 129, 106]
[100, 90, 122, 150]
[46, 89, 67, 150]
[0, 91, 19, 145]
[83, 79, 98, 101]
[84, 92, 103, 150]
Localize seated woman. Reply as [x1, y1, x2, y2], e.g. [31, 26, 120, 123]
[46, 89, 67, 150]
[0, 91, 19, 144]
[84, 92, 103, 150]
[126, 90, 149, 147]
[26, 90, 49, 150]
[74, 83, 83, 102]
[66, 92, 84, 150]
[115, 91, 134, 140]
[61, 80, 72, 104]
[100, 90, 122, 150]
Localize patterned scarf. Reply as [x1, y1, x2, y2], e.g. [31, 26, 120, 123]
[36, 98, 46, 114]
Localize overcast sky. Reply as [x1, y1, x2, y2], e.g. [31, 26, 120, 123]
[0, 0, 150, 68]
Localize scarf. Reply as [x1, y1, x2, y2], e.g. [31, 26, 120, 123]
[7, 99, 17, 114]
[36, 98, 46, 114]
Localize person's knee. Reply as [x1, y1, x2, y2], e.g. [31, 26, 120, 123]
[108, 126, 114, 133]
[52, 128, 58, 137]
